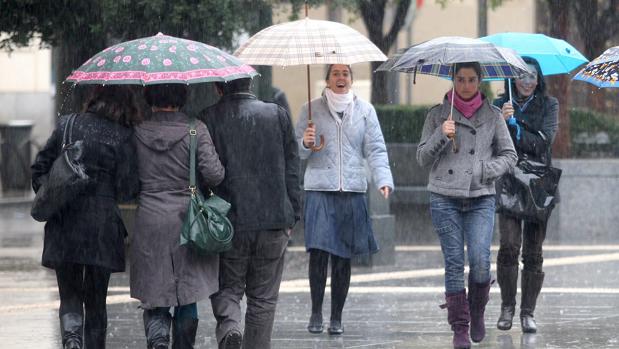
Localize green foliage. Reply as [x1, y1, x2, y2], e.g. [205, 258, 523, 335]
[570, 108, 619, 157]
[375, 104, 619, 158]
[375, 104, 430, 143]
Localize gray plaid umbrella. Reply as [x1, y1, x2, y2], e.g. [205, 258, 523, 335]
[234, 18, 387, 66]
[234, 8, 386, 151]
[378, 36, 531, 152]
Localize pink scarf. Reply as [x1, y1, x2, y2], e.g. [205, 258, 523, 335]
[447, 90, 483, 118]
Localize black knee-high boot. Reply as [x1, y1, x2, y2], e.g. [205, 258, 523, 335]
[143, 309, 172, 349]
[308, 249, 329, 333]
[520, 270, 544, 333]
[60, 313, 83, 349]
[497, 264, 518, 330]
[329, 254, 350, 335]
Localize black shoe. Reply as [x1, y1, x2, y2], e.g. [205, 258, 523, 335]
[327, 320, 344, 335]
[521, 314, 537, 333]
[307, 313, 324, 334]
[222, 329, 242, 349]
[497, 305, 515, 330]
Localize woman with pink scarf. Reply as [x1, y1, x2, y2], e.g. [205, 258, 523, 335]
[416, 62, 517, 349]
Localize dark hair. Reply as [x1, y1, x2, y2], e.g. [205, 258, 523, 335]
[503, 56, 546, 98]
[325, 64, 353, 81]
[84, 85, 142, 126]
[215, 78, 253, 95]
[453, 62, 483, 80]
[143, 83, 189, 108]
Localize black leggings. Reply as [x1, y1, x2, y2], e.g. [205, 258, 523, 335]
[55, 263, 111, 331]
[308, 249, 351, 321]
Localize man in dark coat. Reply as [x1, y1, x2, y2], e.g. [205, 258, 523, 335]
[200, 78, 301, 349]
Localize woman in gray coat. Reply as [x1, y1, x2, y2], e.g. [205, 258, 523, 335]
[131, 84, 224, 348]
[296, 64, 394, 336]
[417, 62, 517, 349]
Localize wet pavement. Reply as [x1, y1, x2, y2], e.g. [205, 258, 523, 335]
[1, 202, 619, 348]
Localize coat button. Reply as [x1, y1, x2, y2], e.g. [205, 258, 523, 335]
[469, 149, 475, 155]
[471, 130, 477, 135]
[448, 169, 453, 175]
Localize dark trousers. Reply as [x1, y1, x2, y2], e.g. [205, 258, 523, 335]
[308, 249, 351, 321]
[210, 230, 289, 349]
[55, 263, 111, 333]
[497, 215, 547, 272]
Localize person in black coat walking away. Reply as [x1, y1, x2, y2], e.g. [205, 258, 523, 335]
[199, 78, 301, 349]
[31, 85, 142, 349]
[493, 56, 559, 334]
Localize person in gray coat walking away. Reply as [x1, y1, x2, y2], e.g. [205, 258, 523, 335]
[417, 62, 517, 349]
[131, 84, 225, 349]
[297, 64, 393, 336]
[200, 78, 301, 349]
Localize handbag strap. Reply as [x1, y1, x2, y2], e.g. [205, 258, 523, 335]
[188, 118, 198, 194]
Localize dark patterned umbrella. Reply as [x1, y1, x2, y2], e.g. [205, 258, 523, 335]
[573, 46, 619, 88]
[66, 33, 258, 85]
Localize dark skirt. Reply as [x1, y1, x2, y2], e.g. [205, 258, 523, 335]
[304, 191, 379, 258]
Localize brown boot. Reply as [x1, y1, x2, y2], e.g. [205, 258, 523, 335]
[441, 290, 471, 349]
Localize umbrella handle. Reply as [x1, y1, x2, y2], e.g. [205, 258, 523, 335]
[447, 113, 458, 153]
[308, 121, 325, 152]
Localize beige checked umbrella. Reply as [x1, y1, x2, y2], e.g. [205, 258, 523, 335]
[234, 5, 386, 151]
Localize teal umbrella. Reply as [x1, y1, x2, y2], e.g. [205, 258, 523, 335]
[66, 33, 258, 85]
[479, 32, 588, 76]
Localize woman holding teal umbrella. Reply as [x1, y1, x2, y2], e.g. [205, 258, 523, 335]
[493, 56, 559, 334]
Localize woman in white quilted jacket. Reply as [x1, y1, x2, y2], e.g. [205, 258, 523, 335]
[295, 64, 394, 336]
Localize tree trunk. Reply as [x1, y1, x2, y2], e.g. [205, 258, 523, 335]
[252, 3, 273, 101]
[371, 62, 391, 104]
[358, 0, 411, 105]
[546, 0, 571, 158]
[54, 38, 104, 117]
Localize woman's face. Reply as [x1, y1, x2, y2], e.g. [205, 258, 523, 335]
[326, 64, 353, 94]
[454, 67, 481, 100]
[515, 64, 539, 98]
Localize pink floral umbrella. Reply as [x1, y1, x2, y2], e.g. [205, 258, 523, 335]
[66, 33, 258, 85]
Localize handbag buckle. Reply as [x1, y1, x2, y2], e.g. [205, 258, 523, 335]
[189, 185, 197, 194]
[189, 129, 197, 136]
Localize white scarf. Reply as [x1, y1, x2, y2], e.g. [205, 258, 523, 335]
[325, 88, 355, 124]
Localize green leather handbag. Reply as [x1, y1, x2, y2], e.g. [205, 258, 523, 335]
[180, 119, 233, 254]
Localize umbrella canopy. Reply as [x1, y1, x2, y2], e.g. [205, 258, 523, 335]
[377, 36, 531, 80]
[234, 18, 387, 66]
[66, 33, 258, 85]
[234, 9, 386, 152]
[573, 46, 619, 88]
[480, 32, 588, 76]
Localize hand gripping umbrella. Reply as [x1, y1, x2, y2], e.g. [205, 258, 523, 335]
[377, 36, 531, 152]
[234, 2, 387, 151]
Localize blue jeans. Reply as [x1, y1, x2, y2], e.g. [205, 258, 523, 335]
[151, 303, 198, 320]
[430, 193, 495, 294]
